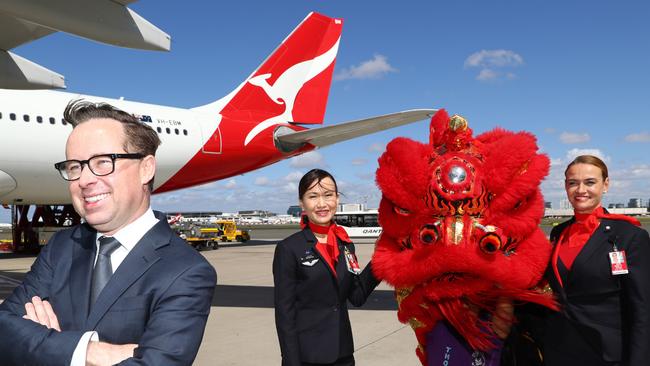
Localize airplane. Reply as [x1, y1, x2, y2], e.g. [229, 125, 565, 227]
[0, 12, 436, 251]
[167, 213, 183, 226]
[0, 0, 170, 89]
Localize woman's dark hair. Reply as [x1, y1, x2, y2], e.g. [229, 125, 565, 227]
[298, 169, 338, 199]
[565, 155, 609, 180]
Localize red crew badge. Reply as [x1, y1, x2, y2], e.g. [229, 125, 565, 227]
[344, 246, 361, 275]
[607, 230, 629, 276]
[609, 250, 629, 275]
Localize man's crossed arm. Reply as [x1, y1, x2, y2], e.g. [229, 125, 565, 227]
[23, 296, 136, 366]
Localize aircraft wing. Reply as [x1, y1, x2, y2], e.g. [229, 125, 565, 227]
[275, 109, 437, 151]
[0, 0, 169, 90]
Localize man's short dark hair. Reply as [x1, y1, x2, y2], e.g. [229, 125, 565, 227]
[63, 100, 162, 191]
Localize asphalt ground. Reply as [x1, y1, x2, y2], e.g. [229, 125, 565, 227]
[1, 224, 649, 365]
[0, 230, 420, 365]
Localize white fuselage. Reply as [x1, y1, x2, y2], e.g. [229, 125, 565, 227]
[0, 89, 215, 204]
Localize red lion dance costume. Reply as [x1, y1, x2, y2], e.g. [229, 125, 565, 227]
[373, 110, 557, 365]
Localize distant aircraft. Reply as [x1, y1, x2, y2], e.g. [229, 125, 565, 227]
[167, 213, 183, 226]
[0, 12, 435, 250]
[0, 0, 170, 89]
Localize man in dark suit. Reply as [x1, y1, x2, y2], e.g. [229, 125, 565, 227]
[0, 101, 217, 365]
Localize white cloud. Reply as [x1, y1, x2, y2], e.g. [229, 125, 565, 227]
[336, 179, 381, 208]
[284, 171, 304, 182]
[544, 128, 556, 134]
[281, 171, 303, 194]
[334, 54, 397, 81]
[625, 132, 650, 143]
[355, 172, 375, 181]
[628, 164, 650, 178]
[464, 49, 524, 68]
[559, 132, 590, 144]
[476, 69, 498, 81]
[565, 148, 609, 162]
[351, 158, 367, 166]
[464, 49, 523, 82]
[549, 157, 564, 167]
[367, 143, 385, 153]
[289, 151, 325, 168]
[254, 176, 269, 186]
[282, 182, 298, 194]
[224, 179, 237, 189]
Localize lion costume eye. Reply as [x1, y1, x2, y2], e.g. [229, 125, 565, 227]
[419, 224, 441, 244]
[393, 206, 411, 216]
[478, 233, 502, 254]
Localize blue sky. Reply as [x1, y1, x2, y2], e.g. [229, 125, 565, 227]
[2, 0, 650, 222]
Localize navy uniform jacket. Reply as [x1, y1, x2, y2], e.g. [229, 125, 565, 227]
[543, 218, 650, 366]
[0, 211, 217, 366]
[273, 228, 380, 366]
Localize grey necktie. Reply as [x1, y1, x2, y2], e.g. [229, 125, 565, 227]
[90, 236, 121, 306]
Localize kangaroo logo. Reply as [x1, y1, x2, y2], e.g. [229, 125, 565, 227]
[244, 38, 340, 146]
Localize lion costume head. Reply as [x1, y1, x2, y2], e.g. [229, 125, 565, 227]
[373, 110, 556, 364]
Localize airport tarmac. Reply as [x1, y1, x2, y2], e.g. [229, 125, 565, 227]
[0, 232, 420, 365]
[2, 224, 650, 365]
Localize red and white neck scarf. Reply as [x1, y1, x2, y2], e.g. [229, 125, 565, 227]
[301, 218, 351, 274]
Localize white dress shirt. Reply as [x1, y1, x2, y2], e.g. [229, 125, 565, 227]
[70, 209, 159, 366]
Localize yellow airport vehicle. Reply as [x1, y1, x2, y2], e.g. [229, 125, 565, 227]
[175, 224, 220, 251]
[214, 220, 250, 242]
[0, 239, 13, 252]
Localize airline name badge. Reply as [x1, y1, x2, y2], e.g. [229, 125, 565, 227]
[344, 246, 361, 275]
[609, 250, 629, 275]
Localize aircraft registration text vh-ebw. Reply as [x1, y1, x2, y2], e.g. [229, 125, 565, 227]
[0, 12, 434, 245]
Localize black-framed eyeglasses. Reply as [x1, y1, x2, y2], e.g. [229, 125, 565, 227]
[54, 153, 144, 181]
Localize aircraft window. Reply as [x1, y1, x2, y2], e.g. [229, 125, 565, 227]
[0, 112, 2, 119]
[37, 116, 43, 123]
[174, 128, 179, 135]
[183, 129, 188, 136]
[10, 113, 16, 120]
[23, 114, 30, 122]
[61, 119, 67, 125]
[165, 127, 171, 134]
[49, 117, 56, 124]
[156, 127, 162, 133]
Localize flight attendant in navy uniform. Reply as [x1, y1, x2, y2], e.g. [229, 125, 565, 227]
[543, 155, 650, 366]
[273, 169, 380, 366]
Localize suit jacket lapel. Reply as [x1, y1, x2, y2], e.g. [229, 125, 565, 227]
[302, 229, 339, 280]
[85, 220, 170, 329]
[549, 220, 571, 288]
[69, 224, 97, 324]
[566, 222, 608, 289]
[335, 242, 348, 283]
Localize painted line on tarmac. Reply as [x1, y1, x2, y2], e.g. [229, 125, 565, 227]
[354, 324, 409, 352]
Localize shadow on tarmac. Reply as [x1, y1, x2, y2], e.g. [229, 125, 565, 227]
[215, 239, 279, 249]
[212, 284, 398, 310]
[0, 270, 398, 311]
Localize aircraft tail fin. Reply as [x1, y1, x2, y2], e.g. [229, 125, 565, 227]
[193, 12, 342, 130]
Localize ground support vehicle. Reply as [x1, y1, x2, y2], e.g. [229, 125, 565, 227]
[215, 220, 250, 242]
[174, 224, 220, 251]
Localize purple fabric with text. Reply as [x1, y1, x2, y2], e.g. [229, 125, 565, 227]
[426, 322, 503, 366]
